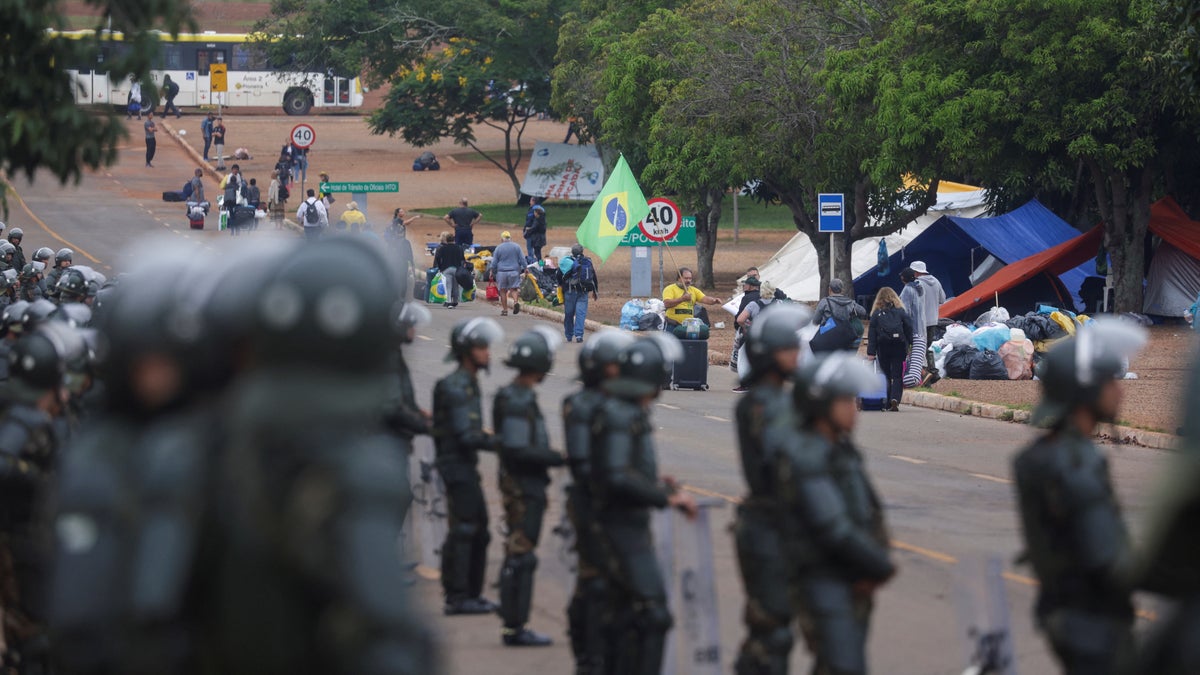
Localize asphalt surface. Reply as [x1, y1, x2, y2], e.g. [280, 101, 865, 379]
[5, 120, 1177, 674]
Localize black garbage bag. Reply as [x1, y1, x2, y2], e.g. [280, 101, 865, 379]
[970, 349, 1009, 380]
[944, 347, 979, 379]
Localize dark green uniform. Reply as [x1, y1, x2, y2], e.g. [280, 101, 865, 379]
[1013, 427, 1134, 675]
[563, 386, 608, 672]
[494, 383, 563, 632]
[383, 349, 429, 525]
[734, 380, 795, 675]
[0, 391, 59, 674]
[591, 395, 673, 675]
[432, 367, 493, 604]
[776, 434, 894, 675]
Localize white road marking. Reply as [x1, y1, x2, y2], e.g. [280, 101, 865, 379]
[656, 403, 681, 410]
[888, 454, 927, 465]
[704, 414, 730, 422]
[968, 472, 1012, 485]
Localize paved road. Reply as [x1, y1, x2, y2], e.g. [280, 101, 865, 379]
[7, 123, 1176, 674]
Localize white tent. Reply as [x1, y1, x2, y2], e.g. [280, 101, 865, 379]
[753, 184, 989, 302]
[1143, 241, 1200, 317]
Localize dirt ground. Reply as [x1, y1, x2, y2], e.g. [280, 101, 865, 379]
[160, 111, 1193, 434]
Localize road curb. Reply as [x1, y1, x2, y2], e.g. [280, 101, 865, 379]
[159, 119, 303, 234]
[901, 390, 1178, 451]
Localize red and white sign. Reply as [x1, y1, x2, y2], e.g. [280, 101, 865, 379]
[638, 197, 681, 242]
[290, 123, 316, 149]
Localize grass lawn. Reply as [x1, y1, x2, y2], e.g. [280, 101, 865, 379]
[415, 200, 800, 230]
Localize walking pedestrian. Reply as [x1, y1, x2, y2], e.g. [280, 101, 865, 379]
[161, 74, 181, 118]
[732, 279, 777, 392]
[443, 198, 482, 249]
[433, 232, 465, 308]
[898, 268, 935, 387]
[144, 111, 157, 168]
[523, 198, 547, 261]
[729, 274, 762, 379]
[246, 178, 260, 210]
[200, 112, 215, 161]
[435, 318, 505, 616]
[387, 208, 420, 282]
[297, 188, 327, 242]
[908, 260, 946, 339]
[127, 80, 143, 119]
[1013, 319, 1147, 675]
[494, 327, 565, 647]
[866, 286, 914, 411]
[558, 244, 598, 342]
[211, 116, 226, 170]
[491, 231, 525, 316]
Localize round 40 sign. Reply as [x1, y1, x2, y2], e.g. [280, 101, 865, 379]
[290, 123, 316, 149]
[638, 197, 681, 242]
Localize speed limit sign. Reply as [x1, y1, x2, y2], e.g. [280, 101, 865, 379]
[638, 197, 681, 242]
[290, 123, 316, 149]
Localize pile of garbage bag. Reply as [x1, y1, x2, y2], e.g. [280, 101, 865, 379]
[620, 299, 666, 331]
[932, 305, 1095, 381]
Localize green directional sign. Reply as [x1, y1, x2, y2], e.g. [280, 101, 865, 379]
[322, 181, 399, 193]
[619, 215, 696, 247]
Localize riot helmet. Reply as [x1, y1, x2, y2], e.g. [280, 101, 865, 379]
[8, 327, 68, 392]
[743, 303, 812, 385]
[604, 333, 684, 400]
[49, 303, 93, 329]
[32, 247, 52, 264]
[446, 317, 504, 368]
[19, 263, 39, 281]
[7, 228, 22, 243]
[794, 352, 881, 423]
[56, 268, 88, 302]
[578, 330, 635, 386]
[55, 248, 73, 266]
[253, 236, 401, 372]
[1031, 317, 1147, 429]
[21, 299, 57, 329]
[0, 242, 15, 258]
[3, 301, 29, 336]
[504, 326, 562, 374]
[396, 302, 431, 345]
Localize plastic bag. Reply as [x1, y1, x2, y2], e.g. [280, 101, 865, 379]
[969, 349, 1008, 380]
[1048, 311, 1077, 337]
[620, 300, 646, 331]
[972, 325, 1012, 352]
[975, 307, 1010, 326]
[998, 339, 1035, 380]
[944, 347, 978, 379]
[943, 324, 974, 349]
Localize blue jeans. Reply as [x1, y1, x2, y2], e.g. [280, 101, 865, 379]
[202, 135, 212, 160]
[564, 288, 588, 339]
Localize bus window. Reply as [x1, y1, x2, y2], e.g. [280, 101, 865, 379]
[161, 44, 184, 70]
[324, 76, 335, 104]
[232, 44, 267, 71]
[197, 49, 227, 75]
[339, 78, 350, 104]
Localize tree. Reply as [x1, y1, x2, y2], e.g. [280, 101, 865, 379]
[257, 0, 575, 200]
[873, 0, 1200, 311]
[1, 0, 192, 203]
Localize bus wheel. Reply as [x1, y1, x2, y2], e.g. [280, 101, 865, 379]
[284, 89, 313, 116]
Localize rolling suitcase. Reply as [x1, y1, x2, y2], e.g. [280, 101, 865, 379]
[858, 360, 889, 411]
[670, 339, 709, 391]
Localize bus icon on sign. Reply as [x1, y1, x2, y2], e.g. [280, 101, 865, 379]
[821, 202, 842, 215]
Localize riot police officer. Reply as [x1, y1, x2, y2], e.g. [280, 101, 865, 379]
[733, 303, 811, 675]
[19, 264, 43, 302]
[0, 241, 17, 274]
[591, 333, 697, 675]
[434, 317, 504, 615]
[563, 330, 633, 674]
[779, 352, 896, 675]
[494, 326, 565, 647]
[0, 324, 74, 674]
[1012, 318, 1147, 675]
[45, 249, 72, 301]
[383, 301, 433, 527]
[31, 248, 52, 296]
[8, 228, 25, 272]
[55, 268, 89, 305]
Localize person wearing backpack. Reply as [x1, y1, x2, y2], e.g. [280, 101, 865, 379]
[557, 244, 598, 343]
[161, 74, 181, 118]
[523, 198, 548, 261]
[866, 286, 914, 411]
[297, 188, 327, 241]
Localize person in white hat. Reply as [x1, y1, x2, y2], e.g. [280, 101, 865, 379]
[907, 261, 946, 339]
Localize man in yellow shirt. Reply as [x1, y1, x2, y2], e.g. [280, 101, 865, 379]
[339, 201, 368, 232]
[663, 267, 724, 327]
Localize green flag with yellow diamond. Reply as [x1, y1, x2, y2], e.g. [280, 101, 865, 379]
[575, 155, 649, 262]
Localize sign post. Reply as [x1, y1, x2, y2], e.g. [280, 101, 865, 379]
[625, 197, 684, 296]
[818, 193, 845, 292]
[209, 63, 227, 117]
[291, 124, 316, 200]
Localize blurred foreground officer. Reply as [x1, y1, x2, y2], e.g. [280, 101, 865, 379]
[591, 334, 698, 675]
[383, 302, 433, 527]
[494, 326, 565, 647]
[435, 317, 504, 615]
[780, 353, 896, 675]
[1013, 318, 1147, 675]
[0, 325, 73, 674]
[733, 304, 811, 675]
[563, 330, 633, 674]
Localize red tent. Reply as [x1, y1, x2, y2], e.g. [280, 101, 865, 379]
[939, 197, 1200, 319]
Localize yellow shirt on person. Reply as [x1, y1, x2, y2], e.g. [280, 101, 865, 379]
[663, 283, 706, 324]
[341, 208, 367, 227]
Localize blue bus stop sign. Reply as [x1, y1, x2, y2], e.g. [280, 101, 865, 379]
[818, 193, 845, 233]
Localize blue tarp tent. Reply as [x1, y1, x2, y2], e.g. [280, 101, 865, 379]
[853, 200, 1096, 314]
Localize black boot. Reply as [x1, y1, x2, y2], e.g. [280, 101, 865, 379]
[502, 626, 553, 647]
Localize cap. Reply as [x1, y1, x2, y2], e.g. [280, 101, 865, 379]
[501, 231, 511, 240]
[909, 261, 928, 274]
[742, 276, 761, 287]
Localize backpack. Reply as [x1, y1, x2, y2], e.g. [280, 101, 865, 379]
[304, 198, 320, 225]
[574, 256, 596, 288]
[278, 183, 290, 201]
[166, 80, 179, 97]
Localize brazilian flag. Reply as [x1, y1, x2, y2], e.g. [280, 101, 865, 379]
[575, 155, 649, 263]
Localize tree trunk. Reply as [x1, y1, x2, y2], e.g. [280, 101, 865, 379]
[1090, 162, 1151, 313]
[693, 187, 724, 289]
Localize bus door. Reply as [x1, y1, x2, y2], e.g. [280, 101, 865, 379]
[196, 47, 227, 107]
[323, 75, 354, 107]
[75, 47, 112, 104]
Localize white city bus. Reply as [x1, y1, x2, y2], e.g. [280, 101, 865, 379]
[57, 30, 365, 115]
